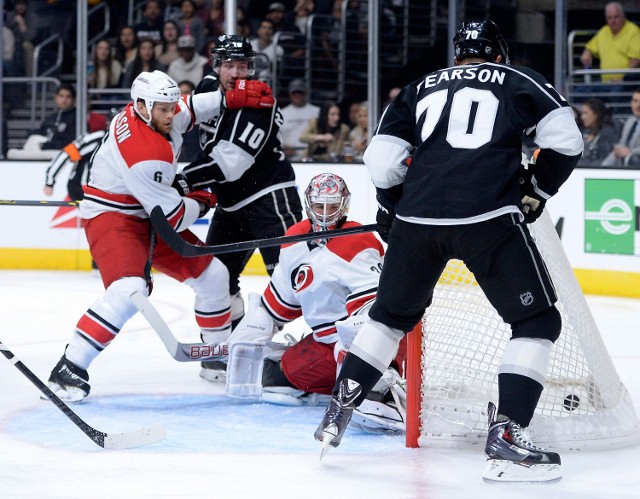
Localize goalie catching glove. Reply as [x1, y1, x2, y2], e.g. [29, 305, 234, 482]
[224, 80, 275, 110]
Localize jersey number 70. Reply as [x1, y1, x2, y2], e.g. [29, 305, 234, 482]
[416, 88, 499, 149]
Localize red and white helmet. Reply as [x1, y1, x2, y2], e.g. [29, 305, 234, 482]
[304, 173, 351, 232]
[131, 70, 180, 124]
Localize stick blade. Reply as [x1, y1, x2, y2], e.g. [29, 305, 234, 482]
[102, 423, 166, 450]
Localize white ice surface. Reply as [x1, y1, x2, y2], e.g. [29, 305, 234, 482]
[0, 270, 639, 498]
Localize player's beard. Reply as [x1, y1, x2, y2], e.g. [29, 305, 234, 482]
[153, 119, 173, 135]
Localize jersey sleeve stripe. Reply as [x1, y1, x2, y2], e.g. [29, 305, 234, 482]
[494, 63, 566, 107]
[165, 201, 186, 229]
[263, 284, 301, 322]
[82, 186, 143, 210]
[346, 290, 377, 315]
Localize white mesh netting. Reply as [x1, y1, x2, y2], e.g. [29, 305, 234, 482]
[417, 211, 640, 451]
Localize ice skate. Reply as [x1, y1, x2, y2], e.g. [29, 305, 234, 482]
[199, 327, 232, 383]
[47, 354, 90, 402]
[199, 360, 227, 382]
[483, 402, 561, 483]
[314, 378, 362, 458]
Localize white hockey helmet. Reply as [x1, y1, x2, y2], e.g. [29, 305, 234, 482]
[304, 173, 351, 232]
[130, 70, 180, 124]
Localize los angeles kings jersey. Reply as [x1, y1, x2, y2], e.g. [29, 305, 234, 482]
[81, 92, 225, 231]
[184, 76, 296, 211]
[261, 220, 384, 345]
[364, 62, 583, 224]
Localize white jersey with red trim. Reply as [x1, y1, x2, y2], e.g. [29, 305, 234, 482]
[80, 92, 224, 231]
[261, 220, 384, 344]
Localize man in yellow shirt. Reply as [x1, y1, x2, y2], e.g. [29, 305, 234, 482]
[580, 2, 640, 83]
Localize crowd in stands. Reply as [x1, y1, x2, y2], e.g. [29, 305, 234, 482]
[2, 0, 640, 166]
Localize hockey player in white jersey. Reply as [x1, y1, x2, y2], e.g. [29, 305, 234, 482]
[315, 20, 583, 480]
[225, 173, 407, 433]
[47, 70, 276, 402]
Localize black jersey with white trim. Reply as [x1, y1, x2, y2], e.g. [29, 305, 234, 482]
[187, 75, 296, 210]
[364, 62, 583, 224]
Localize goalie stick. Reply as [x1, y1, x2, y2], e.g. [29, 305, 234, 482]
[0, 341, 165, 449]
[0, 200, 79, 207]
[149, 205, 378, 257]
[131, 291, 227, 362]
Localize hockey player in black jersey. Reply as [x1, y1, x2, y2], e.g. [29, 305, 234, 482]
[181, 35, 303, 382]
[315, 20, 584, 481]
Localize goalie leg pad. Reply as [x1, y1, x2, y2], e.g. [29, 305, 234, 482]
[351, 367, 407, 434]
[351, 399, 405, 434]
[226, 342, 282, 398]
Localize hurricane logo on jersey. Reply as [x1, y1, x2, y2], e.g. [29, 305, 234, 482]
[291, 264, 314, 293]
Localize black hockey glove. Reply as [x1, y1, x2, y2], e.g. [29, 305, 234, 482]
[375, 185, 403, 243]
[519, 163, 546, 224]
[171, 173, 193, 196]
[376, 206, 394, 243]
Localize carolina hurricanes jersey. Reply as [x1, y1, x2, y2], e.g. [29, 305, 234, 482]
[261, 220, 384, 345]
[184, 75, 296, 211]
[364, 62, 583, 224]
[80, 92, 224, 231]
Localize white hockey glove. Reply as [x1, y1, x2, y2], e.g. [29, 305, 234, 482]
[227, 293, 279, 348]
[335, 301, 374, 349]
[335, 315, 367, 349]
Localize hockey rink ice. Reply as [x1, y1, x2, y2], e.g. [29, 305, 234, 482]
[1, 270, 639, 498]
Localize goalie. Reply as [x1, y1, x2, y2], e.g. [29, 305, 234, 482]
[225, 173, 407, 434]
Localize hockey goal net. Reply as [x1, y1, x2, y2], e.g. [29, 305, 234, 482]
[405, 211, 640, 451]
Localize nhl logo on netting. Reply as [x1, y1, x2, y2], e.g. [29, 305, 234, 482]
[519, 291, 534, 306]
[563, 394, 580, 411]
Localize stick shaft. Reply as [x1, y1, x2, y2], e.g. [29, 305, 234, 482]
[149, 205, 378, 257]
[0, 200, 79, 207]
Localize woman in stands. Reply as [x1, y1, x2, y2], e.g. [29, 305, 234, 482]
[299, 101, 350, 162]
[113, 25, 138, 74]
[122, 39, 167, 88]
[578, 97, 619, 166]
[155, 20, 181, 67]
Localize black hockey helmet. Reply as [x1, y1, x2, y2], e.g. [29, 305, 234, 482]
[211, 34, 256, 76]
[453, 20, 510, 65]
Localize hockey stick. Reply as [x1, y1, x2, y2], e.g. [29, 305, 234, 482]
[131, 291, 227, 362]
[149, 205, 378, 257]
[0, 200, 79, 207]
[0, 341, 165, 449]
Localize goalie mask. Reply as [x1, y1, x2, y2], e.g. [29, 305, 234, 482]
[453, 20, 510, 65]
[131, 71, 180, 124]
[304, 173, 351, 232]
[211, 34, 256, 77]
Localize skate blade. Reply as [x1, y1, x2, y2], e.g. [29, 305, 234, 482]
[483, 459, 562, 483]
[319, 433, 333, 460]
[43, 382, 87, 403]
[198, 368, 227, 383]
